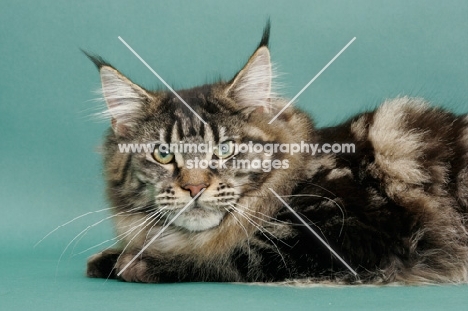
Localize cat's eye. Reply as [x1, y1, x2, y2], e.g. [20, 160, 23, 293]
[152, 149, 175, 164]
[214, 140, 235, 159]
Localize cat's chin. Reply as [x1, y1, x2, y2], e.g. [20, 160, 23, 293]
[172, 208, 226, 232]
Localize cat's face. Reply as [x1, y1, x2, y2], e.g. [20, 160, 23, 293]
[92, 35, 294, 232]
[127, 87, 280, 232]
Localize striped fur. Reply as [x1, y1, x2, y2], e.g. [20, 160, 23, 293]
[85, 24, 468, 284]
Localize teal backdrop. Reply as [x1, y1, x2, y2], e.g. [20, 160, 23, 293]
[1, 0, 467, 310]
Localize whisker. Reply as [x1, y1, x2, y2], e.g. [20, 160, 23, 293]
[68, 206, 156, 257]
[73, 227, 133, 257]
[55, 208, 136, 277]
[224, 207, 250, 240]
[230, 203, 293, 249]
[102, 211, 168, 270]
[234, 200, 332, 250]
[229, 191, 346, 237]
[143, 210, 170, 245]
[34, 207, 113, 247]
[224, 207, 252, 264]
[281, 194, 345, 236]
[114, 211, 148, 228]
[231, 201, 292, 225]
[228, 203, 289, 269]
[109, 209, 170, 280]
[299, 181, 339, 198]
[117, 190, 205, 277]
[72, 212, 155, 257]
[296, 211, 331, 247]
[269, 188, 358, 277]
[118, 211, 166, 255]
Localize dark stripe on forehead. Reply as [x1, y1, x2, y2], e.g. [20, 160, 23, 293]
[164, 124, 172, 143]
[199, 120, 205, 139]
[173, 103, 206, 138]
[176, 117, 184, 138]
[174, 114, 201, 138]
[188, 123, 197, 136]
[210, 123, 219, 143]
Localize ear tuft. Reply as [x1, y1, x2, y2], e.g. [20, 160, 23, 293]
[257, 18, 271, 49]
[81, 49, 112, 70]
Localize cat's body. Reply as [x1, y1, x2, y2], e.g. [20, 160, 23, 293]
[86, 24, 468, 284]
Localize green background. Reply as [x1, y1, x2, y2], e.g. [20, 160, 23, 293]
[1, 0, 467, 310]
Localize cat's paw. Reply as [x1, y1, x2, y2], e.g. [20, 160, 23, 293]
[86, 249, 121, 279]
[114, 253, 159, 283]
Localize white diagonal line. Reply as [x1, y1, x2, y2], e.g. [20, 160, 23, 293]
[118, 36, 207, 125]
[268, 37, 356, 124]
[268, 188, 358, 276]
[117, 188, 205, 277]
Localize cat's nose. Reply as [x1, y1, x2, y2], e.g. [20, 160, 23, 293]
[182, 184, 208, 198]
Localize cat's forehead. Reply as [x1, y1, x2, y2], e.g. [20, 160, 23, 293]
[166, 116, 232, 144]
[144, 85, 238, 140]
[142, 99, 236, 144]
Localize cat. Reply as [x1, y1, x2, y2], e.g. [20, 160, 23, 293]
[84, 22, 468, 284]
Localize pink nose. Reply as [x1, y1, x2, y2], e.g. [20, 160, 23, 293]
[182, 184, 207, 197]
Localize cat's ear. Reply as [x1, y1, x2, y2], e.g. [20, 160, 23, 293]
[226, 47, 272, 113]
[83, 51, 149, 137]
[99, 66, 150, 136]
[225, 22, 275, 114]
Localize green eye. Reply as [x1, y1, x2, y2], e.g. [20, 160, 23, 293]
[152, 149, 174, 164]
[214, 140, 235, 159]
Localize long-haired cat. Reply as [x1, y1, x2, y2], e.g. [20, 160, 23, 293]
[85, 22, 468, 284]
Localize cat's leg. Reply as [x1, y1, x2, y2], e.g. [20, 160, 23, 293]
[111, 251, 244, 283]
[113, 252, 156, 283]
[86, 250, 159, 282]
[87, 249, 121, 279]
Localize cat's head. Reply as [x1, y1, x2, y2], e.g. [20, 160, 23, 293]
[86, 23, 313, 233]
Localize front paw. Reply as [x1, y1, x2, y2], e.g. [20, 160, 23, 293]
[115, 253, 159, 283]
[87, 249, 121, 279]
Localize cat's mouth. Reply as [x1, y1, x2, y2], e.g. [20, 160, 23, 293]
[170, 202, 227, 232]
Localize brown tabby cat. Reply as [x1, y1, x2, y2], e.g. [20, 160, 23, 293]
[84, 23, 468, 284]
